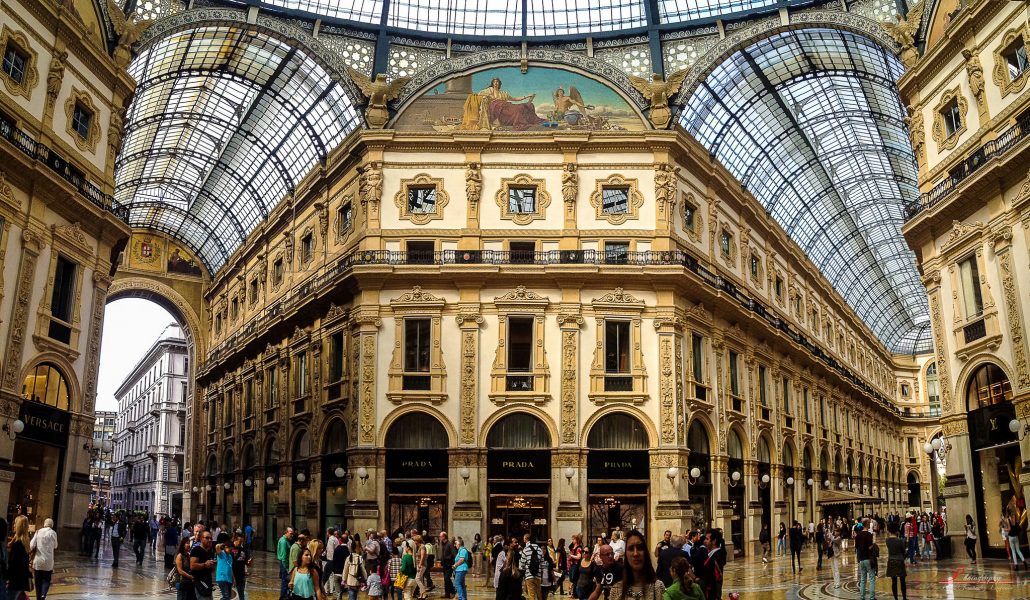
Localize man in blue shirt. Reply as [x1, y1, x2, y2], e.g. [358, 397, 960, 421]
[244, 523, 254, 553]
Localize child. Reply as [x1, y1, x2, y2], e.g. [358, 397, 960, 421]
[367, 569, 383, 600]
[214, 542, 234, 600]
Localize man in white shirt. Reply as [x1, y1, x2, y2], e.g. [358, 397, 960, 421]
[30, 518, 58, 600]
[326, 527, 340, 562]
[609, 531, 626, 562]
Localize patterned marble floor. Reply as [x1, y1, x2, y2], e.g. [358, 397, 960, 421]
[41, 542, 1030, 599]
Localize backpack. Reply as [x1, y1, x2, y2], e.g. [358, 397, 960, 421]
[528, 544, 541, 577]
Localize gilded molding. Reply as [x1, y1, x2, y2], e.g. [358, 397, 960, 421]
[588, 174, 644, 225]
[459, 328, 477, 445]
[997, 249, 1030, 390]
[359, 333, 376, 443]
[0, 26, 39, 100]
[928, 291, 953, 415]
[394, 173, 449, 225]
[494, 173, 551, 225]
[560, 328, 578, 445]
[931, 86, 967, 152]
[2, 249, 39, 390]
[659, 335, 676, 445]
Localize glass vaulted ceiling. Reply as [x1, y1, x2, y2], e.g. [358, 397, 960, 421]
[116, 26, 360, 271]
[255, 0, 801, 36]
[681, 29, 931, 355]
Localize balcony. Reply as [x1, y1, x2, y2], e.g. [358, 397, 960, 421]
[505, 375, 534, 392]
[402, 374, 432, 391]
[905, 111, 1030, 221]
[962, 317, 986, 344]
[202, 247, 903, 416]
[603, 375, 633, 392]
[0, 114, 130, 222]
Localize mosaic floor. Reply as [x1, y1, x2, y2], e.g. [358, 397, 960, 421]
[41, 541, 1030, 599]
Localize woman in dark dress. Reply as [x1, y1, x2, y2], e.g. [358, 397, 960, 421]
[6, 515, 32, 600]
[884, 521, 908, 600]
[495, 552, 524, 600]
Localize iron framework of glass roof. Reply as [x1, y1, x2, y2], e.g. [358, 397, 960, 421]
[249, 0, 810, 37]
[116, 25, 360, 272]
[680, 28, 932, 355]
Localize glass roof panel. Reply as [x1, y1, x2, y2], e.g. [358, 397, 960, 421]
[117, 25, 360, 272]
[251, 0, 807, 35]
[681, 28, 932, 355]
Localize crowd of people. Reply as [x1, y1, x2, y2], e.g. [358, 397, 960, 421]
[0, 515, 59, 600]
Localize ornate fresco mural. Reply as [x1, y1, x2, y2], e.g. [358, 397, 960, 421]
[126, 232, 204, 277]
[393, 66, 646, 132]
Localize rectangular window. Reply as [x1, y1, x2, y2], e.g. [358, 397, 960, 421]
[230, 297, 239, 321]
[774, 276, 783, 299]
[48, 256, 76, 343]
[782, 378, 791, 415]
[407, 186, 437, 213]
[959, 255, 984, 318]
[329, 331, 344, 382]
[691, 334, 704, 383]
[906, 437, 915, 458]
[266, 367, 278, 408]
[507, 317, 533, 372]
[406, 240, 435, 265]
[2, 43, 27, 84]
[601, 186, 630, 214]
[249, 279, 258, 304]
[604, 241, 629, 265]
[1004, 37, 1029, 80]
[942, 99, 962, 137]
[508, 187, 537, 213]
[338, 201, 353, 234]
[244, 378, 254, 416]
[301, 233, 313, 263]
[404, 318, 431, 372]
[758, 366, 768, 406]
[72, 102, 93, 139]
[750, 256, 759, 279]
[729, 351, 739, 397]
[720, 231, 732, 258]
[273, 258, 284, 286]
[900, 383, 910, 397]
[684, 202, 696, 230]
[604, 321, 631, 373]
[510, 241, 536, 264]
[295, 353, 308, 397]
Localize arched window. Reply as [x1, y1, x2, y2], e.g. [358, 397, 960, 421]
[486, 413, 550, 449]
[322, 420, 348, 455]
[757, 437, 771, 465]
[926, 362, 941, 416]
[586, 413, 647, 449]
[728, 430, 744, 460]
[966, 363, 1012, 410]
[385, 413, 447, 449]
[22, 362, 70, 410]
[292, 431, 310, 461]
[687, 421, 710, 455]
[265, 438, 280, 466]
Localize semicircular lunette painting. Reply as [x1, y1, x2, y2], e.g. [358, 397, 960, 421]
[393, 66, 646, 132]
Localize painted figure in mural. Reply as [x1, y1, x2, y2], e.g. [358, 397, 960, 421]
[551, 86, 592, 123]
[462, 78, 546, 131]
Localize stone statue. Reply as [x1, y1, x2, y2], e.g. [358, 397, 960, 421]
[465, 162, 482, 206]
[561, 163, 578, 206]
[629, 69, 689, 129]
[654, 164, 679, 212]
[346, 68, 411, 129]
[46, 50, 67, 106]
[359, 162, 383, 209]
[882, 0, 924, 70]
[106, 0, 153, 68]
[962, 48, 986, 112]
[904, 104, 924, 160]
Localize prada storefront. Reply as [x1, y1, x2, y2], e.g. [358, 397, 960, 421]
[11, 364, 72, 529]
[386, 414, 448, 535]
[487, 414, 551, 541]
[586, 413, 649, 539]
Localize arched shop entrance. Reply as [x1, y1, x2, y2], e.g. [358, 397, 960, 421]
[727, 429, 746, 557]
[586, 412, 649, 539]
[487, 413, 552, 541]
[906, 472, 920, 511]
[9, 363, 73, 530]
[291, 430, 311, 533]
[321, 420, 348, 534]
[263, 439, 281, 552]
[686, 421, 713, 530]
[964, 362, 1024, 558]
[385, 413, 449, 535]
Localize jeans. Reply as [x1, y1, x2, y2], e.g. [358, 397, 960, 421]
[195, 590, 213, 600]
[134, 539, 147, 564]
[176, 583, 191, 600]
[1009, 535, 1026, 564]
[217, 581, 233, 600]
[906, 537, 918, 562]
[761, 542, 770, 560]
[454, 570, 468, 600]
[964, 537, 977, 561]
[415, 564, 427, 597]
[858, 559, 876, 600]
[35, 570, 53, 600]
[280, 564, 290, 600]
[112, 538, 124, 566]
[777, 537, 786, 556]
[921, 538, 932, 560]
[442, 565, 455, 597]
[347, 587, 360, 600]
[790, 549, 801, 573]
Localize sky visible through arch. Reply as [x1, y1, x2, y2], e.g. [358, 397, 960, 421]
[96, 298, 177, 412]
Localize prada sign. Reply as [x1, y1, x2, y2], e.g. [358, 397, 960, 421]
[18, 401, 70, 448]
[968, 404, 1017, 450]
[488, 449, 550, 480]
[587, 450, 649, 481]
[386, 449, 448, 480]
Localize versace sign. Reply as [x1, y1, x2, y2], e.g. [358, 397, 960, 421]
[18, 401, 70, 448]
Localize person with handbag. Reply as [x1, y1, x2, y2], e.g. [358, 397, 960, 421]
[399, 542, 417, 600]
[6, 515, 32, 600]
[386, 547, 404, 600]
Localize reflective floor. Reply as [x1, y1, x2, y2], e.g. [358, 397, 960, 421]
[44, 542, 1030, 599]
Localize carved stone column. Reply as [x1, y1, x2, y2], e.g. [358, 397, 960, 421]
[456, 308, 484, 446]
[351, 310, 382, 446]
[2, 228, 46, 393]
[557, 311, 584, 446]
[992, 228, 1030, 391]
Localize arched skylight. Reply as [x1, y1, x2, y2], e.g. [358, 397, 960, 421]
[116, 25, 360, 272]
[681, 29, 931, 355]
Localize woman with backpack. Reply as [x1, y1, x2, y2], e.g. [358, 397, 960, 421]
[343, 543, 366, 600]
